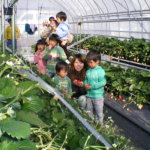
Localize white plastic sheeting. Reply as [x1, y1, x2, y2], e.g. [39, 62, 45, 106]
[1, 0, 150, 47]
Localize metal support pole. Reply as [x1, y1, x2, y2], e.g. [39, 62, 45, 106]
[11, 4, 15, 54]
[1, 0, 5, 54]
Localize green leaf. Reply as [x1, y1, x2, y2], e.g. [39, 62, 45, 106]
[125, 78, 136, 84]
[16, 110, 48, 128]
[0, 141, 18, 150]
[0, 140, 37, 150]
[0, 118, 30, 139]
[17, 140, 37, 150]
[0, 78, 15, 90]
[0, 78, 18, 98]
[112, 81, 120, 87]
[52, 112, 65, 123]
[18, 81, 40, 96]
[105, 72, 114, 78]
[22, 96, 44, 113]
[140, 72, 150, 77]
[79, 137, 87, 148]
[129, 84, 136, 91]
[0, 86, 18, 98]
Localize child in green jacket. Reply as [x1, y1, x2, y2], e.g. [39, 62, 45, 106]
[43, 34, 67, 77]
[54, 61, 72, 95]
[84, 51, 106, 124]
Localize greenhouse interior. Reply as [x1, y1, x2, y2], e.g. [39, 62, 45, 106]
[0, 0, 150, 150]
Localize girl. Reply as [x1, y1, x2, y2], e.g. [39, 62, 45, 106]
[43, 34, 67, 77]
[34, 39, 46, 74]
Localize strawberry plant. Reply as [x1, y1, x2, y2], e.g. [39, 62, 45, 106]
[80, 36, 150, 65]
[0, 53, 134, 150]
[101, 62, 150, 107]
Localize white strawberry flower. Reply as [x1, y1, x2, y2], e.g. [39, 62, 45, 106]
[0, 113, 7, 120]
[6, 74, 10, 78]
[1, 54, 6, 57]
[14, 81, 19, 85]
[0, 129, 2, 137]
[15, 59, 22, 65]
[105, 125, 109, 129]
[108, 116, 112, 120]
[7, 107, 15, 117]
[6, 61, 14, 66]
[0, 113, 3, 120]
[112, 143, 117, 148]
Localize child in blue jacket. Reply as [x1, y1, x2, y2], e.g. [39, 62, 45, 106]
[56, 11, 70, 57]
[84, 51, 106, 124]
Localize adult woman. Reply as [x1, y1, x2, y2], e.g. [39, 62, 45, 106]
[69, 54, 87, 107]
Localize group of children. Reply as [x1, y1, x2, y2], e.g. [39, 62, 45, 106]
[34, 11, 106, 124]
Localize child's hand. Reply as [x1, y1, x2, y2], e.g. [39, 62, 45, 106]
[85, 84, 90, 90]
[73, 80, 84, 87]
[63, 89, 67, 94]
[48, 45, 52, 49]
[61, 40, 67, 46]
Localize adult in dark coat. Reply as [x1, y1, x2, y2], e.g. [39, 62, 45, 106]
[68, 54, 87, 107]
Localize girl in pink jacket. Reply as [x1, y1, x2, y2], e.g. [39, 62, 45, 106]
[34, 40, 47, 74]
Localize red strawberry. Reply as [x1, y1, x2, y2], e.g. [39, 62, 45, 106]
[85, 84, 90, 89]
[134, 58, 137, 62]
[76, 80, 83, 86]
[63, 90, 67, 94]
[119, 95, 123, 100]
[122, 100, 126, 103]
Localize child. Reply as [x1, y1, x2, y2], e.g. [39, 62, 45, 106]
[43, 34, 67, 77]
[54, 61, 72, 95]
[34, 39, 46, 74]
[84, 51, 106, 124]
[55, 11, 70, 57]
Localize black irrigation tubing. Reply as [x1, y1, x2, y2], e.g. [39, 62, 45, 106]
[18, 69, 112, 149]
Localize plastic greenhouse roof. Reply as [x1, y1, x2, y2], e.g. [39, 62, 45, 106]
[1, 0, 150, 40]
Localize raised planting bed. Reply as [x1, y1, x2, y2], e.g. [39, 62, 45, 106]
[104, 97, 150, 150]
[104, 94, 150, 134]
[80, 36, 150, 65]
[100, 62, 150, 107]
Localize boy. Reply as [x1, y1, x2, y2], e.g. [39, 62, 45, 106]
[54, 61, 72, 95]
[43, 34, 67, 77]
[84, 51, 106, 124]
[55, 11, 70, 57]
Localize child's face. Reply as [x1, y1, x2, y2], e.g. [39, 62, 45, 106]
[37, 44, 45, 51]
[74, 58, 84, 72]
[49, 40, 58, 48]
[56, 17, 63, 23]
[57, 69, 68, 78]
[88, 60, 99, 69]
